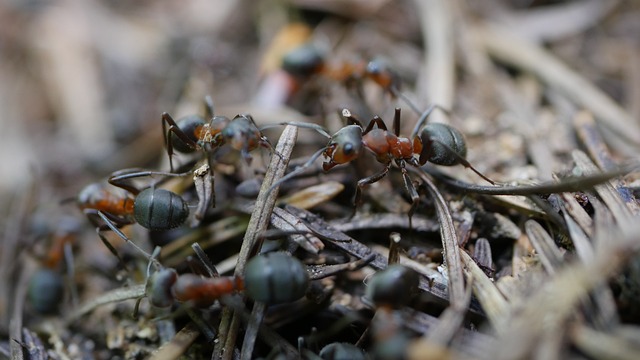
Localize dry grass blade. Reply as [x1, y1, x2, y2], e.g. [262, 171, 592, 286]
[66, 285, 146, 323]
[486, 219, 640, 360]
[414, 0, 454, 124]
[149, 323, 200, 360]
[216, 125, 298, 360]
[570, 323, 640, 360]
[459, 250, 508, 331]
[573, 150, 634, 224]
[559, 192, 593, 238]
[524, 220, 564, 274]
[410, 168, 465, 307]
[426, 275, 473, 345]
[473, 24, 640, 153]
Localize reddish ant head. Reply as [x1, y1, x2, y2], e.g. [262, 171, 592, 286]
[221, 114, 262, 153]
[198, 115, 231, 148]
[322, 125, 363, 171]
[365, 58, 401, 91]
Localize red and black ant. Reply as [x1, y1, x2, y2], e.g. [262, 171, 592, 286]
[271, 106, 494, 222]
[161, 96, 275, 172]
[77, 168, 191, 260]
[281, 43, 422, 115]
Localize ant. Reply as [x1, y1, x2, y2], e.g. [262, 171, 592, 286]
[272, 106, 494, 222]
[161, 96, 275, 173]
[28, 216, 82, 314]
[146, 251, 308, 309]
[77, 168, 191, 260]
[281, 43, 422, 115]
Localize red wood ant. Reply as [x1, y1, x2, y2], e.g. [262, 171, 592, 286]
[28, 217, 82, 314]
[77, 169, 191, 260]
[281, 43, 422, 115]
[271, 106, 494, 221]
[146, 252, 308, 308]
[161, 96, 275, 172]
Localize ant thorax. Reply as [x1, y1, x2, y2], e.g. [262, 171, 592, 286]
[362, 129, 413, 163]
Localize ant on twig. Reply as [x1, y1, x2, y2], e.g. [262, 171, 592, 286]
[271, 106, 494, 223]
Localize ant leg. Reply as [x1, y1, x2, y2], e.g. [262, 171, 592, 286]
[362, 115, 388, 136]
[109, 168, 193, 194]
[91, 210, 152, 260]
[393, 108, 401, 137]
[398, 161, 419, 229]
[162, 112, 199, 172]
[265, 122, 331, 139]
[353, 165, 390, 218]
[268, 147, 328, 195]
[259, 136, 283, 161]
[409, 104, 452, 139]
[389, 86, 422, 116]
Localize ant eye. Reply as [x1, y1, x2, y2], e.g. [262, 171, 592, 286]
[342, 143, 354, 155]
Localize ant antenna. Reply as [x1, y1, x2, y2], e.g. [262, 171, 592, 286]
[267, 147, 329, 195]
[410, 104, 452, 139]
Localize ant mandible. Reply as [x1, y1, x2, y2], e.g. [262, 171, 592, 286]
[272, 106, 494, 221]
[77, 168, 190, 259]
[161, 96, 275, 172]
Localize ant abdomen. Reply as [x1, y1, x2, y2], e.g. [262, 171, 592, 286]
[418, 123, 467, 166]
[244, 252, 309, 305]
[134, 188, 189, 231]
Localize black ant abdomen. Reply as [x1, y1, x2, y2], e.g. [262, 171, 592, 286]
[418, 123, 467, 166]
[244, 252, 309, 305]
[133, 188, 189, 231]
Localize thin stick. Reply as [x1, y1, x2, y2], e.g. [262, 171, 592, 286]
[414, 0, 455, 125]
[214, 125, 298, 360]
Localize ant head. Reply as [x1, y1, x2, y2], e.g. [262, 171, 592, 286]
[366, 264, 419, 309]
[147, 268, 178, 308]
[324, 125, 363, 167]
[365, 57, 400, 91]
